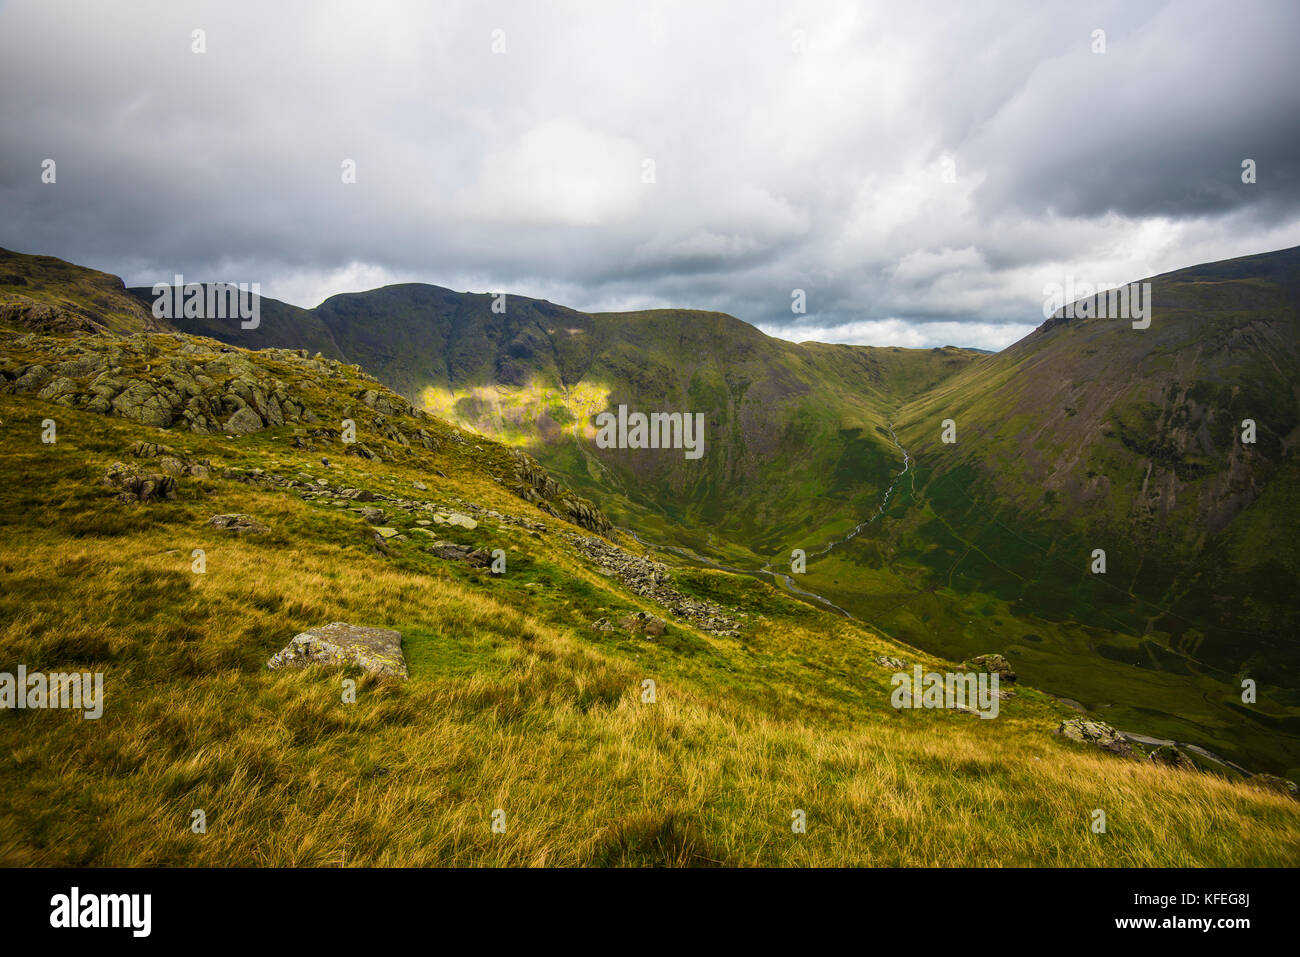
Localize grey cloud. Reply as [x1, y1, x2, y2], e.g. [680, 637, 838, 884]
[0, 0, 1297, 351]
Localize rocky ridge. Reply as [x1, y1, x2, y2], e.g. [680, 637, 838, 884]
[567, 533, 742, 637]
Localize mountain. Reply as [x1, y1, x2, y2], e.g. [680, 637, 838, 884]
[124, 278, 987, 551]
[3, 307, 1298, 865]
[3, 243, 1298, 776]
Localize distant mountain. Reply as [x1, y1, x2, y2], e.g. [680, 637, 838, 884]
[120, 276, 987, 550]
[893, 246, 1300, 684]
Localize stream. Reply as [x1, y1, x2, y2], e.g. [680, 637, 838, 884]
[621, 424, 914, 618]
[617, 424, 1254, 777]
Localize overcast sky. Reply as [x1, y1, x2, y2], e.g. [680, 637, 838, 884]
[2, 0, 1298, 351]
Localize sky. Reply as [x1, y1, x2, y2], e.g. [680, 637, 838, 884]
[2, 0, 1298, 351]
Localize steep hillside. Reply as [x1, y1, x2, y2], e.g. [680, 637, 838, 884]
[890, 248, 1300, 680]
[2, 324, 1296, 866]
[790, 248, 1300, 774]
[0, 248, 167, 335]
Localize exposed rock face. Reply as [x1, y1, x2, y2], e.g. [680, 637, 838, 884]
[102, 462, 176, 503]
[266, 622, 407, 679]
[567, 533, 741, 637]
[1055, 718, 1136, 757]
[968, 654, 1017, 682]
[875, 655, 907, 669]
[511, 448, 612, 535]
[0, 294, 106, 334]
[0, 334, 325, 435]
[206, 513, 269, 534]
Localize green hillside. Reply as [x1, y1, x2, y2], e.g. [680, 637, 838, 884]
[2, 324, 1296, 866]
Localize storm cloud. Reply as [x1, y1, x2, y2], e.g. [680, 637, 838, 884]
[1, 0, 1297, 351]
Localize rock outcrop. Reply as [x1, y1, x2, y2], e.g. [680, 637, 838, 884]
[1148, 744, 1197, 771]
[1247, 773, 1299, 799]
[102, 462, 176, 503]
[1054, 718, 1137, 757]
[968, 654, 1017, 682]
[568, 533, 741, 637]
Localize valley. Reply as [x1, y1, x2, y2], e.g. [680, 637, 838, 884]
[1, 243, 1298, 868]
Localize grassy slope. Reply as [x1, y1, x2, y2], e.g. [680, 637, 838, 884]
[2, 331, 1296, 866]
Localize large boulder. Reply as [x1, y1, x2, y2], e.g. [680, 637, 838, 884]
[1149, 744, 1197, 771]
[968, 654, 1017, 682]
[1054, 718, 1136, 757]
[223, 406, 264, 435]
[102, 462, 176, 503]
[266, 622, 408, 679]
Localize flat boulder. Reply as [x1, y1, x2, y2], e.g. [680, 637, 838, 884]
[424, 540, 492, 566]
[206, 513, 269, 534]
[447, 512, 478, 530]
[266, 622, 407, 679]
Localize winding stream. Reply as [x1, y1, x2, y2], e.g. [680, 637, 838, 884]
[618, 425, 1251, 776]
[621, 423, 914, 618]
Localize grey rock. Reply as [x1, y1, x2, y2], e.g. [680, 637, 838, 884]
[224, 406, 264, 435]
[266, 622, 407, 679]
[206, 513, 269, 534]
[102, 462, 176, 503]
[1055, 718, 1136, 757]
